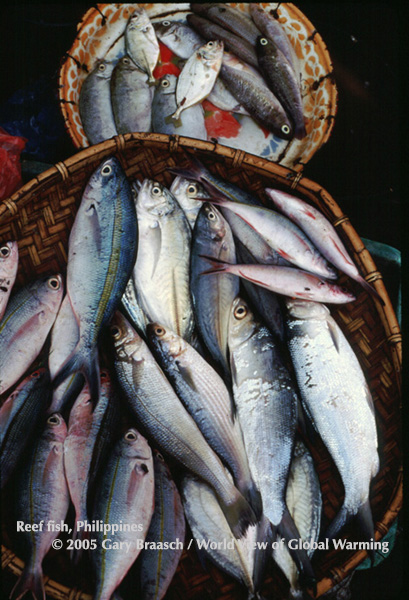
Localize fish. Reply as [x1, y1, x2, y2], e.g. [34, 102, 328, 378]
[181, 474, 256, 594]
[206, 77, 250, 115]
[121, 278, 150, 337]
[52, 157, 137, 405]
[285, 299, 379, 543]
[187, 13, 259, 69]
[256, 36, 306, 139]
[200, 257, 356, 304]
[110, 55, 153, 133]
[137, 451, 186, 600]
[133, 179, 194, 341]
[273, 439, 322, 598]
[125, 7, 160, 84]
[147, 322, 262, 518]
[265, 188, 384, 303]
[10, 413, 69, 600]
[91, 427, 155, 600]
[152, 74, 207, 140]
[111, 311, 256, 538]
[79, 59, 118, 145]
[153, 19, 204, 58]
[0, 240, 18, 321]
[205, 4, 262, 45]
[169, 176, 210, 229]
[190, 203, 240, 380]
[0, 368, 52, 489]
[172, 40, 224, 121]
[0, 275, 63, 397]
[227, 296, 315, 585]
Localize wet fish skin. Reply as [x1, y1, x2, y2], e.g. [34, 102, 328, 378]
[285, 299, 379, 541]
[0, 240, 18, 321]
[10, 413, 69, 600]
[206, 4, 262, 45]
[152, 74, 207, 140]
[138, 451, 186, 600]
[125, 7, 160, 84]
[256, 36, 306, 139]
[91, 427, 155, 600]
[79, 60, 118, 145]
[121, 278, 150, 338]
[169, 176, 210, 229]
[111, 55, 153, 133]
[111, 311, 255, 538]
[52, 157, 137, 405]
[0, 368, 52, 489]
[0, 274, 63, 397]
[153, 19, 204, 58]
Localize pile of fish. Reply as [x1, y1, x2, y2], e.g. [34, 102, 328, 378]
[79, 3, 306, 147]
[0, 154, 381, 600]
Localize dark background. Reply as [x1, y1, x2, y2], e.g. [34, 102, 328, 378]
[0, 3, 405, 600]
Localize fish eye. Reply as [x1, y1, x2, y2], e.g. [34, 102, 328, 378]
[125, 430, 138, 441]
[100, 370, 108, 380]
[101, 164, 112, 176]
[111, 325, 121, 339]
[207, 41, 214, 48]
[156, 452, 164, 461]
[260, 38, 269, 46]
[131, 13, 139, 20]
[234, 304, 248, 320]
[207, 211, 216, 220]
[304, 287, 311, 291]
[48, 277, 61, 291]
[281, 124, 291, 135]
[162, 20, 171, 26]
[31, 370, 41, 378]
[47, 414, 61, 425]
[152, 185, 162, 196]
[187, 184, 197, 195]
[123, 57, 131, 65]
[98, 62, 106, 72]
[341, 286, 349, 293]
[318, 281, 326, 287]
[154, 325, 166, 337]
[161, 78, 170, 88]
[0, 245, 10, 257]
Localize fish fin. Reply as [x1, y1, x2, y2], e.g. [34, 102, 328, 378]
[70, 525, 90, 566]
[49, 372, 85, 415]
[277, 508, 316, 594]
[127, 465, 143, 505]
[252, 516, 274, 593]
[168, 153, 207, 183]
[327, 319, 341, 353]
[149, 223, 162, 279]
[354, 275, 385, 306]
[242, 480, 263, 521]
[294, 122, 307, 140]
[175, 360, 198, 393]
[171, 106, 183, 120]
[324, 504, 351, 540]
[221, 491, 257, 539]
[9, 563, 45, 600]
[198, 254, 230, 275]
[52, 345, 100, 407]
[356, 499, 376, 564]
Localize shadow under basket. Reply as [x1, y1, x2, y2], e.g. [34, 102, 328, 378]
[0, 133, 402, 600]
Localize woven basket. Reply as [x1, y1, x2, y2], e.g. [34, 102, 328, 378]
[0, 134, 402, 599]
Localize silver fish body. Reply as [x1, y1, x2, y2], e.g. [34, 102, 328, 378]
[285, 299, 379, 539]
[111, 55, 153, 133]
[91, 428, 155, 600]
[133, 179, 194, 341]
[79, 60, 118, 145]
[0, 240, 18, 321]
[152, 74, 207, 140]
[0, 275, 63, 396]
[154, 20, 204, 58]
[125, 7, 160, 84]
[169, 176, 210, 229]
[206, 4, 262, 45]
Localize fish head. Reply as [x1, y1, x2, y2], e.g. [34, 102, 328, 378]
[285, 298, 330, 320]
[256, 35, 278, 60]
[153, 19, 178, 40]
[120, 427, 152, 462]
[116, 54, 146, 76]
[195, 202, 227, 242]
[127, 7, 151, 32]
[92, 59, 116, 81]
[147, 322, 187, 361]
[68, 384, 93, 424]
[199, 39, 224, 63]
[0, 241, 18, 277]
[44, 413, 68, 443]
[37, 274, 64, 314]
[136, 180, 175, 219]
[110, 311, 146, 363]
[157, 73, 177, 95]
[228, 296, 258, 348]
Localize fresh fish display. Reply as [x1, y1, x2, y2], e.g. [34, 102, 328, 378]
[52, 157, 137, 404]
[111, 311, 255, 538]
[147, 322, 262, 518]
[273, 439, 322, 598]
[0, 275, 63, 396]
[152, 74, 207, 140]
[125, 7, 160, 84]
[79, 59, 118, 145]
[200, 258, 355, 304]
[138, 451, 186, 600]
[285, 299, 379, 541]
[256, 36, 306, 139]
[172, 40, 224, 121]
[190, 203, 239, 379]
[133, 179, 194, 341]
[91, 427, 155, 600]
[169, 176, 210, 229]
[266, 188, 383, 301]
[10, 414, 69, 600]
[0, 240, 18, 321]
[110, 55, 153, 134]
[0, 368, 52, 489]
[153, 19, 204, 58]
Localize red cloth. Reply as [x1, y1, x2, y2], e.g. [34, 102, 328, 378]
[0, 127, 27, 201]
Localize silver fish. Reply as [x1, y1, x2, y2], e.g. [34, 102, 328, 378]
[111, 312, 255, 539]
[111, 55, 153, 133]
[206, 4, 262, 45]
[152, 74, 207, 140]
[79, 59, 118, 145]
[153, 19, 204, 58]
[0, 275, 63, 396]
[169, 176, 210, 229]
[121, 277, 150, 337]
[133, 179, 194, 341]
[0, 240, 18, 321]
[172, 40, 224, 120]
[125, 7, 160, 84]
[285, 299, 379, 541]
[10, 413, 69, 600]
[91, 428, 155, 600]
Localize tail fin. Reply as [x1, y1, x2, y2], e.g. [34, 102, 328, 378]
[10, 563, 44, 600]
[252, 516, 274, 593]
[277, 508, 316, 593]
[70, 525, 90, 566]
[356, 499, 376, 564]
[168, 153, 208, 183]
[221, 490, 257, 539]
[52, 344, 100, 407]
[325, 504, 352, 541]
[198, 254, 231, 275]
[355, 275, 385, 307]
[242, 481, 263, 522]
[294, 123, 307, 140]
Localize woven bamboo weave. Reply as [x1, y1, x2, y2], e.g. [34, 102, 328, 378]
[0, 133, 402, 599]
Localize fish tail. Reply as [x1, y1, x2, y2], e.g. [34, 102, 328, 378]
[242, 479, 263, 521]
[294, 122, 307, 140]
[198, 255, 231, 275]
[325, 504, 352, 540]
[171, 106, 183, 121]
[355, 275, 385, 306]
[52, 345, 100, 406]
[70, 524, 90, 565]
[221, 490, 257, 539]
[277, 508, 316, 593]
[168, 153, 208, 182]
[356, 499, 376, 565]
[253, 516, 274, 593]
[10, 563, 44, 600]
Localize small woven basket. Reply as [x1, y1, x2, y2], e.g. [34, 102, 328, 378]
[0, 134, 402, 599]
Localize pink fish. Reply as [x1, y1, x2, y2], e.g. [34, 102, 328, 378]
[0, 240, 18, 320]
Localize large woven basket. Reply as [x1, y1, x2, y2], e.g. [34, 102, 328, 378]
[0, 134, 402, 599]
